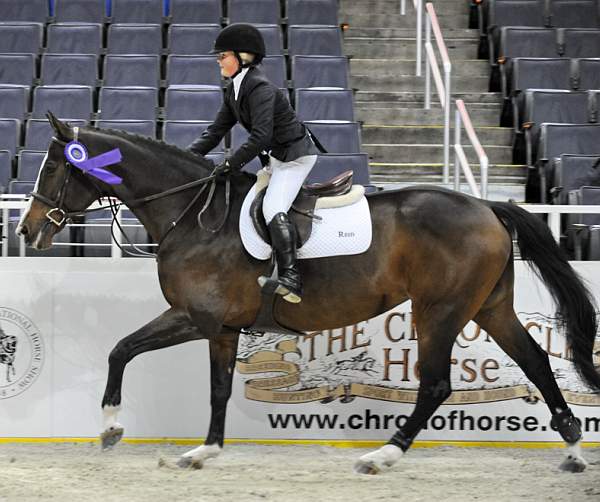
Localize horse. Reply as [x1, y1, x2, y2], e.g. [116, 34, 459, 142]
[0, 333, 17, 383]
[16, 113, 599, 473]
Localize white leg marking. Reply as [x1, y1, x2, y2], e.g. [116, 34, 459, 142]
[102, 405, 121, 430]
[181, 443, 222, 461]
[560, 440, 588, 472]
[354, 444, 404, 474]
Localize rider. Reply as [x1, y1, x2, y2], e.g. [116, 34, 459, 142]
[188, 23, 319, 304]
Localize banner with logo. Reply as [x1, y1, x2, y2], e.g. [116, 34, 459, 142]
[0, 258, 598, 442]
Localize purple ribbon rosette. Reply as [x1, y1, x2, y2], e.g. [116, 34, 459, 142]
[64, 141, 123, 185]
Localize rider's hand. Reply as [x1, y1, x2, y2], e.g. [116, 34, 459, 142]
[213, 160, 232, 177]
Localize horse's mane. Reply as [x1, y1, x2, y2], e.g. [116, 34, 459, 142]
[86, 125, 214, 170]
[82, 124, 257, 185]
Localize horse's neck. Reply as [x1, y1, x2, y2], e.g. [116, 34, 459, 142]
[109, 143, 211, 243]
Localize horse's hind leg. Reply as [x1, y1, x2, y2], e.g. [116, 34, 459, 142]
[178, 329, 239, 468]
[355, 304, 464, 474]
[101, 308, 204, 450]
[475, 300, 587, 472]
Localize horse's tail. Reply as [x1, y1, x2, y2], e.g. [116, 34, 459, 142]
[487, 201, 600, 392]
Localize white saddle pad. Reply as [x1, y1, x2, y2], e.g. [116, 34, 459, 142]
[239, 183, 373, 261]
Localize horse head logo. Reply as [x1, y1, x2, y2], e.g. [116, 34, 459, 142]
[0, 325, 18, 383]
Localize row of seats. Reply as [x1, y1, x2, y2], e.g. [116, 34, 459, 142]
[490, 27, 600, 91]
[0, 54, 350, 89]
[564, 184, 600, 260]
[0, 0, 339, 25]
[477, 0, 600, 59]
[512, 89, 600, 167]
[0, 118, 363, 185]
[501, 57, 600, 126]
[0, 22, 344, 57]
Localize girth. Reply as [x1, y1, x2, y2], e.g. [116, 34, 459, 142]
[250, 170, 354, 247]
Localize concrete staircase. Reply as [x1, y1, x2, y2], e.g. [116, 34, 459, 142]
[339, 0, 527, 201]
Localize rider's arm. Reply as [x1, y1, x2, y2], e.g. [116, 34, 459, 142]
[187, 101, 237, 157]
[227, 83, 275, 170]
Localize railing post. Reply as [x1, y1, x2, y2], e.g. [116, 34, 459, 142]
[424, 13, 431, 109]
[481, 156, 489, 199]
[443, 64, 451, 183]
[416, 0, 422, 76]
[400, 0, 406, 15]
[1, 207, 7, 257]
[111, 203, 123, 258]
[454, 110, 461, 192]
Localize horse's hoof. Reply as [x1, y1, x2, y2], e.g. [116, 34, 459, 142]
[559, 455, 587, 473]
[100, 425, 124, 450]
[176, 456, 204, 470]
[353, 459, 381, 475]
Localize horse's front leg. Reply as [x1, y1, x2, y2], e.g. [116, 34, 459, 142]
[178, 329, 240, 468]
[100, 308, 205, 450]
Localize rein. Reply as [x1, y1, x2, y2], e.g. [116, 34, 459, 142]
[29, 134, 232, 258]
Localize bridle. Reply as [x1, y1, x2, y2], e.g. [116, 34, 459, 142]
[28, 131, 231, 257]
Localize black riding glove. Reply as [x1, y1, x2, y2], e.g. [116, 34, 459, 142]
[213, 160, 232, 177]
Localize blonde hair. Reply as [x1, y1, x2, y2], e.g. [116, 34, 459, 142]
[239, 52, 256, 65]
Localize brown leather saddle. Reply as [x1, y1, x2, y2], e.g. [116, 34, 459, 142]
[250, 170, 354, 247]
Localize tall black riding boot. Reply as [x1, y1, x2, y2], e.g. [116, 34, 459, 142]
[258, 212, 303, 303]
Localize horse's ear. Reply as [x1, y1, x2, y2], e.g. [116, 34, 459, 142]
[46, 111, 73, 141]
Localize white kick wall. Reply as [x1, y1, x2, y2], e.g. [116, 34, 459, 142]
[0, 258, 598, 443]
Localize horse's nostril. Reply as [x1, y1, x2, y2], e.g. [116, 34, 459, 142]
[17, 224, 28, 237]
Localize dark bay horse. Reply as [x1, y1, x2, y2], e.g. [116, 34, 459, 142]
[17, 115, 599, 473]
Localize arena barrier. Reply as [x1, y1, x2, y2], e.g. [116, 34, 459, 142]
[0, 257, 599, 444]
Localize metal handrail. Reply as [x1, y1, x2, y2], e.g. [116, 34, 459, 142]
[454, 99, 489, 199]
[400, 0, 423, 76]
[423, 2, 451, 183]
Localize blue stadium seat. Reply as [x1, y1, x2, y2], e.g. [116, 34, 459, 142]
[0, 119, 21, 157]
[260, 56, 286, 89]
[306, 153, 370, 186]
[551, 154, 600, 204]
[168, 24, 221, 55]
[0, 54, 36, 87]
[548, 0, 600, 28]
[166, 55, 222, 87]
[103, 55, 161, 87]
[169, 0, 222, 24]
[98, 86, 159, 120]
[17, 150, 46, 182]
[163, 120, 223, 151]
[0, 0, 48, 22]
[111, 0, 164, 23]
[561, 29, 600, 58]
[0, 23, 43, 54]
[46, 23, 103, 55]
[287, 25, 343, 56]
[32, 85, 94, 120]
[576, 58, 600, 90]
[303, 121, 361, 153]
[228, 0, 281, 24]
[164, 87, 223, 120]
[205, 152, 225, 164]
[54, 0, 106, 22]
[25, 119, 88, 150]
[107, 24, 163, 54]
[256, 24, 283, 56]
[292, 55, 349, 89]
[0, 150, 11, 192]
[0, 85, 29, 121]
[41, 54, 98, 86]
[286, 0, 339, 25]
[294, 88, 354, 122]
[96, 119, 157, 138]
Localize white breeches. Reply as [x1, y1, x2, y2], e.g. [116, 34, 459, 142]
[262, 154, 318, 224]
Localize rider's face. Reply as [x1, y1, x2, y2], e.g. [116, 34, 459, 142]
[217, 51, 239, 78]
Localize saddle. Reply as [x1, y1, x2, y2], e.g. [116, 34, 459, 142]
[250, 169, 357, 247]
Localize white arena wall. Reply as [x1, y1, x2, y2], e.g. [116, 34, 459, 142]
[0, 257, 599, 444]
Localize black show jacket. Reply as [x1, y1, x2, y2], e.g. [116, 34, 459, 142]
[188, 66, 318, 170]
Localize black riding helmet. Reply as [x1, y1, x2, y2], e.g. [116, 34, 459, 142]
[211, 23, 266, 65]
